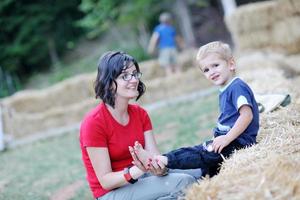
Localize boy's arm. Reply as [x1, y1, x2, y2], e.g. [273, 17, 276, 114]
[213, 105, 253, 153]
[148, 32, 159, 55]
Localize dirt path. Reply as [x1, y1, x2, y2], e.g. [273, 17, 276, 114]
[50, 180, 84, 200]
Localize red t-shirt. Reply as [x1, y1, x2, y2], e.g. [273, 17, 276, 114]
[79, 103, 152, 198]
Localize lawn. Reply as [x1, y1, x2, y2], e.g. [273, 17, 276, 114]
[0, 93, 218, 200]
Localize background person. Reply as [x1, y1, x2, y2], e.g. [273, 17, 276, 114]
[148, 12, 184, 76]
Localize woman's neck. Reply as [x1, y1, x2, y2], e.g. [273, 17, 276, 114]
[106, 100, 129, 125]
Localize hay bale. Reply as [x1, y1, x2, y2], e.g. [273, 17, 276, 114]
[236, 51, 284, 71]
[226, 0, 300, 54]
[140, 68, 211, 105]
[278, 0, 300, 16]
[139, 59, 164, 80]
[2, 99, 98, 138]
[235, 29, 274, 51]
[225, 1, 278, 35]
[139, 49, 196, 80]
[177, 49, 198, 71]
[0, 73, 95, 113]
[240, 67, 292, 94]
[184, 103, 300, 200]
[272, 17, 300, 54]
[283, 55, 300, 73]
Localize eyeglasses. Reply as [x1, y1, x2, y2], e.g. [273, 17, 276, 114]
[120, 72, 142, 81]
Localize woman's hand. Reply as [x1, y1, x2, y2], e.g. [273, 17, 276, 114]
[148, 158, 168, 176]
[129, 146, 147, 172]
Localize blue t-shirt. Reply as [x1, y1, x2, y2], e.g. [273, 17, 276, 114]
[154, 24, 176, 49]
[214, 77, 259, 146]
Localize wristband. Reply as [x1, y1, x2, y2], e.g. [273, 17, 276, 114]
[123, 166, 138, 184]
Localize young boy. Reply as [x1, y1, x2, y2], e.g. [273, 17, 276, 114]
[131, 41, 259, 177]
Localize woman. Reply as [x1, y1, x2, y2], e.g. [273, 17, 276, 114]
[79, 51, 198, 200]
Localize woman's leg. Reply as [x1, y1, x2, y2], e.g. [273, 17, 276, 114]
[169, 168, 203, 180]
[98, 173, 196, 200]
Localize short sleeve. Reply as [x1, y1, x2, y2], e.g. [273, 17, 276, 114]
[139, 107, 153, 132]
[80, 116, 108, 148]
[231, 84, 253, 110]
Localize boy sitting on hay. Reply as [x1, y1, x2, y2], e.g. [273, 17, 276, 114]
[130, 41, 260, 177]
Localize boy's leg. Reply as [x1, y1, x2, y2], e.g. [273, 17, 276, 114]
[164, 140, 241, 176]
[164, 142, 211, 170]
[98, 173, 196, 200]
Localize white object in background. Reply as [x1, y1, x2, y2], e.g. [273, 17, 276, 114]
[0, 106, 5, 151]
[221, 0, 237, 16]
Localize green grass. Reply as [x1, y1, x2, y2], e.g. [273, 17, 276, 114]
[150, 94, 218, 152]
[25, 53, 100, 90]
[0, 93, 218, 199]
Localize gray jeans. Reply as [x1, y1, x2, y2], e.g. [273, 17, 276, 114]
[97, 168, 202, 200]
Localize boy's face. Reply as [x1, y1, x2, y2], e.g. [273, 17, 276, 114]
[198, 53, 235, 86]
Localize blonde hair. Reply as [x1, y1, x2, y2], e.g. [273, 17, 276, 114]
[159, 12, 172, 23]
[196, 41, 233, 64]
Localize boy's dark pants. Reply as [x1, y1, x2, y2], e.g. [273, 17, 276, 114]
[164, 140, 243, 177]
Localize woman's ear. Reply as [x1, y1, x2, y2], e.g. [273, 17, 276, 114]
[111, 80, 117, 91]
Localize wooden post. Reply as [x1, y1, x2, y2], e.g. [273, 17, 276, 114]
[220, 0, 237, 16]
[0, 106, 5, 151]
[174, 0, 196, 48]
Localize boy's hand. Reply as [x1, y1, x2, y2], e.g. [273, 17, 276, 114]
[148, 157, 167, 176]
[212, 135, 231, 153]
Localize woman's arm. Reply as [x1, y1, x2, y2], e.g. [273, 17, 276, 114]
[143, 130, 168, 175]
[87, 147, 144, 190]
[144, 130, 160, 155]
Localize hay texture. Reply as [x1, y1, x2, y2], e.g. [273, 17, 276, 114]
[226, 0, 300, 54]
[184, 103, 300, 200]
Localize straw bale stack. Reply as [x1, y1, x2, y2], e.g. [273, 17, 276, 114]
[0, 73, 95, 113]
[184, 101, 300, 200]
[282, 54, 300, 74]
[2, 99, 98, 139]
[226, 0, 300, 54]
[272, 16, 300, 54]
[140, 68, 211, 105]
[226, 1, 278, 34]
[138, 59, 164, 81]
[0, 50, 198, 141]
[139, 49, 197, 80]
[278, 0, 300, 16]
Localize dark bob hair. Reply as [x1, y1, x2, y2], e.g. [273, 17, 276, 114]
[94, 51, 146, 108]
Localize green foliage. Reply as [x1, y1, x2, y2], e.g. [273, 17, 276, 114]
[0, 66, 21, 98]
[78, 0, 165, 39]
[0, 0, 84, 76]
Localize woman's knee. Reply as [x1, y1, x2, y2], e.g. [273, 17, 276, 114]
[167, 173, 195, 191]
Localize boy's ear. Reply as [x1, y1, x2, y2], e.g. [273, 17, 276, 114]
[229, 57, 236, 71]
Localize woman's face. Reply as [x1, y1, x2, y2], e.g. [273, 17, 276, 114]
[114, 63, 140, 101]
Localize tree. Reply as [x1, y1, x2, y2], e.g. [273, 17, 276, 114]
[78, 0, 164, 51]
[0, 0, 83, 81]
